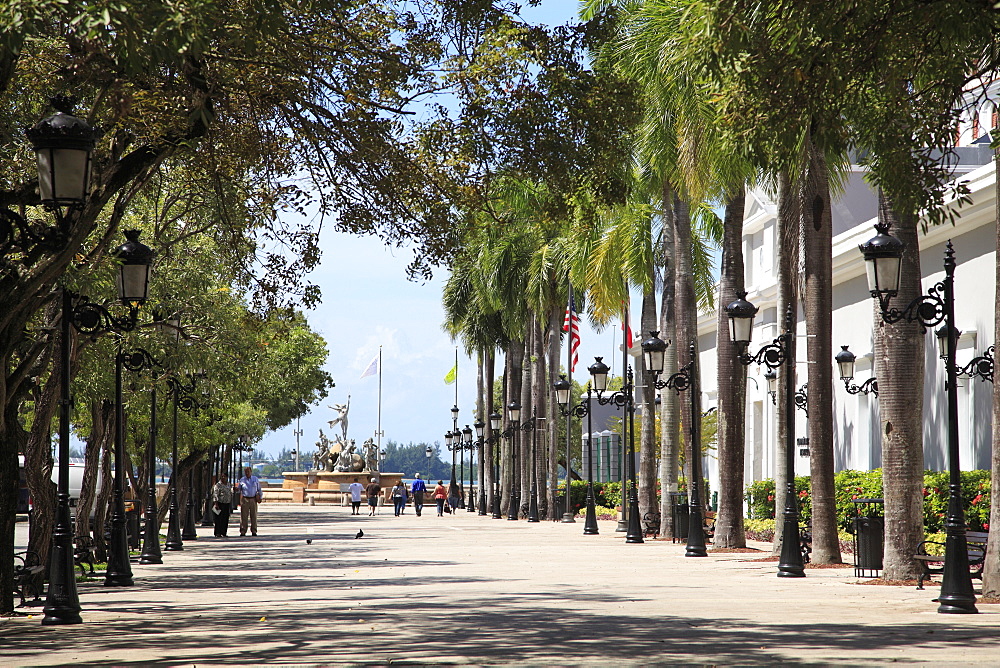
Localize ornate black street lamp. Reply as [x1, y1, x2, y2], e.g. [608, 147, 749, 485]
[554, 375, 599, 535]
[507, 401, 522, 521]
[835, 346, 879, 397]
[164, 370, 200, 551]
[641, 334, 705, 556]
[587, 357, 643, 544]
[724, 293, 804, 578]
[489, 412, 504, 519]
[462, 425, 476, 513]
[14, 99, 101, 625]
[860, 225, 985, 613]
[475, 420, 487, 515]
[524, 409, 543, 523]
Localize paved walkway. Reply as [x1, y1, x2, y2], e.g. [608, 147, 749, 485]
[4, 505, 1000, 666]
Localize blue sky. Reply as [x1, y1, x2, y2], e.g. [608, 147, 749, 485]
[257, 2, 641, 461]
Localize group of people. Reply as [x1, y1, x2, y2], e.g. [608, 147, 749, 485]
[210, 466, 263, 537]
[346, 474, 463, 517]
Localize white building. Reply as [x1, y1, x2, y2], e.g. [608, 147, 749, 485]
[696, 108, 997, 496]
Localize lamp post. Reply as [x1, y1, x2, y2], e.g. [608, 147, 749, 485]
[554, 375, 599, 535]
[835, 346, 879, 397]
[587, 357, 643, 544]
[525, 410, 543, 523]
[63, 232, 154, 592]
[859, 225, 986, 613]
[450, 405, 463, 508]
[724, 293, 804, 578]
[15, 99, 101, 625]
[164, 371, 200, 551]
[294, 416, 303, 471]
[507, 401, 521, 521]
[462, 425, 476, 512]
[475, 420, 487, 515]
[489, 412, 503, 519]
[641, 334, 706, 556]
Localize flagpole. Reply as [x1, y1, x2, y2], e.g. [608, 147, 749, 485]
[563, 282, 576, 523]
[376, 346, 382, 469]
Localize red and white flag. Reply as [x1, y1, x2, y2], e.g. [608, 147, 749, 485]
[622, 298, 634, 349]
[563, 294, 581, 373]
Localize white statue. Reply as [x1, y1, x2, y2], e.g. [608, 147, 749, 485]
[327, 395, 351, 442]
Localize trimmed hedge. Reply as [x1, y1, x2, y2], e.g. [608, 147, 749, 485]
[745, 469, 991, 533]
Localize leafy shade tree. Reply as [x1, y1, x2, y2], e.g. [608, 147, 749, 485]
[381, 441, 452, 481]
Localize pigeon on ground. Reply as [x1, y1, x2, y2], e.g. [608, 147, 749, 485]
[306, 539, 312, 544]
[355, 529, 364, 539]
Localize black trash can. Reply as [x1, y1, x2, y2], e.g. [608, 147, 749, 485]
[126, 506, 140, 550]
[851, 498, 884, 577]
[670, 493, 689, 543]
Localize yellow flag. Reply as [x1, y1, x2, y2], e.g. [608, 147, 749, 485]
[444, 362, 457, 385]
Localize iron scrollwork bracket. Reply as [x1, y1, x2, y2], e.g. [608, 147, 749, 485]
[737, 334, 787, 370]
[955, 345, 995, 384]
[70, 292, 140, 335]
[878, 281, 945, 330]
[652, 361, 694, 395]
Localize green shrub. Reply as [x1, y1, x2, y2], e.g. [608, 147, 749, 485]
[746, 469, 991, 534]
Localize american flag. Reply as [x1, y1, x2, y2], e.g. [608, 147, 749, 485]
[563, 294, 581, 372]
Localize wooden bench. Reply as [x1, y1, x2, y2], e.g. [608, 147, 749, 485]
[914, 530, 987, 590]
[75, 536, 97, 576]
[14, 550, 45, 607]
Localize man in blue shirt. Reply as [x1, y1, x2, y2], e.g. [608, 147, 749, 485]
[410, 473, 427, 516]
[238, 467, 262, 536]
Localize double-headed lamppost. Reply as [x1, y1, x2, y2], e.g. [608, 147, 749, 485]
[553, 375, 599, 535]
[475, 420, 487, 515]
[462, 425, 476, 513]
[489, 412, 504, 519]
[640, 335, 706, 556]
[587, 357, 643, 544]
[164, 369, 200, 551]
[724, 293, 804, 578]
[506, 401, 522, 521]
[525, 409, 543, 523]
[66, 232, 155, 592]
[860, 224, 992, 614]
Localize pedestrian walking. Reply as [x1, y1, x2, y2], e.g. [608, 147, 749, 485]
[212, 474, 232, 537]
[447, 482, 461, 514]
[433, 480, 447, 516]
[348, 477, 364, 515]
[365, 477, 382, 516]
[411, 474, 427, 516]
[238, 466, 263, 536]
[391, 481, 407, 516]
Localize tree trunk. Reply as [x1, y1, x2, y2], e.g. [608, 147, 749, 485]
[674, 193, 699, 492]
[520, 321, 534, 517]
[638, 287, 657, 522]
[876, 191, 926, 580]
[530, 311, 548, 519]
[659, 183, 680, 538]
[774, 171, 800, 554]
[93, 435, 114, 562]
[714, 187, 749, 548]
[802, 136, 841, 564]
[504, 339, 525, 509]
[985, 134, 1000, 595]
[546, 305, 561, 520]
[485, 351, 496, 513]
[76, 400, 113, 541]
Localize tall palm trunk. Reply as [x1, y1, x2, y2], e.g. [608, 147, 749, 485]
[530, 311, 548, 519]
[673, 193, 699, 494]
[802, 136, 841, 564]
[876, 191, 925, 580]
[985, 134, 1000, 595]
[520, 325, 533, 517]
[546, 306, 561, 519]
[714, 188, 748, 548]
[484, 351, 497, 514]
[476, 349, 485, 507]
[774, 171, 800, 554]
[659, 184, 680, 538]
[639, 287, 657, 521]
[504, 341, 525, 508]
